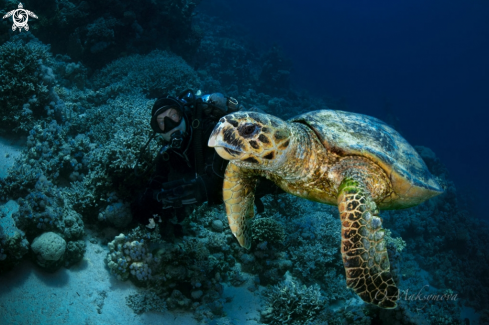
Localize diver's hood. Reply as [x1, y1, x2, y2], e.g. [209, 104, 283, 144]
[150, 97, 185, 133]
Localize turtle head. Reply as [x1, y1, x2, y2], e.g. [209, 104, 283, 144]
[208, 111, 291, 171]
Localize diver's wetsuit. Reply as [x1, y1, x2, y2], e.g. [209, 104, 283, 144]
[132, 108, 228, 226]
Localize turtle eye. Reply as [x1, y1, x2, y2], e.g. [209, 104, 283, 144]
[238, 123, 258, 138]
[243, 124, 255, 136]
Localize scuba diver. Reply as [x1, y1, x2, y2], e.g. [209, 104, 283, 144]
[132, 89, 278, 237]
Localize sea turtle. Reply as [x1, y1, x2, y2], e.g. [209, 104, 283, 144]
[208, 109, 443, 308]
[2, 3, 38, 32]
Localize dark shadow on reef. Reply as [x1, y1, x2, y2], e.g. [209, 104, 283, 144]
[0, 0, 202, 69]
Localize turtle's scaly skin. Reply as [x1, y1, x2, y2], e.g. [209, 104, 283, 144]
[338, 177, 398, 308]
[222, 163, 257, 247]
[208, 110, 443, 309]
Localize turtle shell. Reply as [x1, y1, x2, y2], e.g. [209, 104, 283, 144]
[290, 110, 443, 209]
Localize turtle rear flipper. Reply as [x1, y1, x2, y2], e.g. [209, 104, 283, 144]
[223, 163, 258, 249]
[338, 178, 399, 308]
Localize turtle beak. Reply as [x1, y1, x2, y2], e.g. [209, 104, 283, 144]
[208, 120, 244, 160]
[207, 120, 224, 148]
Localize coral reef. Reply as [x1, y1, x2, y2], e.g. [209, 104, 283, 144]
[13, 176, 84, 241]
[104, 204, 242, 322]
[260, 272, 326, 325]
[193, 14, 259, 95]
[105, 226, 161, 282]
[30, 231, 66, 270]
[90, 50, 200, 99]
[0, 37, 60, 132]
[0, 11, 486, 324]
[0, 222, 29, 274]
[2, 50, 171, 223]
[52, 54, 88, 89]
[4, 121, 91, 196]
[97, 194, 132, 228]
[257, 45, 293, 96]
[10, 176, 86, 270]
[16, 0, 203, 68]
[251, 217, 285, 245]
[126, 289, 167, 314]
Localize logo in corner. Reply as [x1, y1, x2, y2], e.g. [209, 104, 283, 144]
[2, 3, 38, 32]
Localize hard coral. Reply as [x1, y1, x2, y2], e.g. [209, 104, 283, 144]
[261, 272, 326, 325]
[126, 289, 167, 314]
[0, 224, 29, 274]
[90, 50, 200, 99]
[13, 176, 83, 240]
[258, 195, 351, 301]
[110, 204, 239, 319]
[251, 217, 285, 245]
[28, 0, 202, 67]
[2, 118, 92, 200]
[11, 175, 86, 270]
[0, 38, 59, 132]
[98, 199, 132, 229]
[75, 94, 159, 205]
[105, 226, 161, 282]
[30, 231, 66, 270]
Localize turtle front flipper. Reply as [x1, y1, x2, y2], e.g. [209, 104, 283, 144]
[337, 178, 399, 308]
[223, 162, 258, 249]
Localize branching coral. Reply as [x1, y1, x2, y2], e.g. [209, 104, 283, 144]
[261, 272, 326, 325]
[106, 204, 240, 319]
[0, 38, 60, 132]
[251, 217, 285, 245]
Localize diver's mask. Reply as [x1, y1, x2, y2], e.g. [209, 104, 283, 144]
[162, 118, 187, 148]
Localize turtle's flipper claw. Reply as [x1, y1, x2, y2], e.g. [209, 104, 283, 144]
[338, 178, 399, 308]
[223, 163, 257, 249]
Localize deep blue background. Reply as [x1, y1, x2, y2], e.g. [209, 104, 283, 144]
[200, 0, 489, 218]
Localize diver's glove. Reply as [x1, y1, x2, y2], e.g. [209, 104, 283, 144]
[153, 178, 205, 208]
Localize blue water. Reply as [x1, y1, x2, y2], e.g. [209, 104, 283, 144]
[201, 0, 489, 218]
